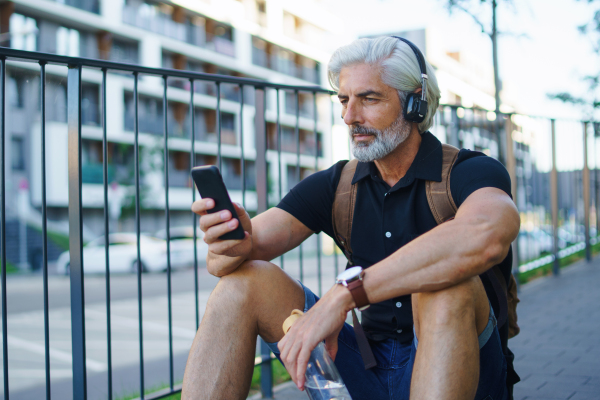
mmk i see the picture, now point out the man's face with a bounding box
[338,63,411,162]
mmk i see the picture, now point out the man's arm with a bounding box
[193,199,314,276]
[362,186,519,301]
[278,186,520,389]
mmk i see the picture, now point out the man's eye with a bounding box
[365,98,377,102]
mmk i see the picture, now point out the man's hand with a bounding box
[192,199,253,276]
[278,284,355,390]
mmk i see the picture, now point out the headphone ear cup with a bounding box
[403,93,428,123]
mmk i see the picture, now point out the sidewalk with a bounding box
[252,258,600,400]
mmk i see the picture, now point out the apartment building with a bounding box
[0,0,344,268]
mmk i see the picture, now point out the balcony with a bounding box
[54,0,100,14]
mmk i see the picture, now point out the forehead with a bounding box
[338,63,388,93]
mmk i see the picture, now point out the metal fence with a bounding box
[0,47,597,400]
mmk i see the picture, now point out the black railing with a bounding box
[0,47,597,400]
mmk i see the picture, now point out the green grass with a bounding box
[30,226,71,251]
[5,261,18,274]
[518,240,600,284]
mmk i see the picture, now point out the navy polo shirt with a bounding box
[277,131,513,343]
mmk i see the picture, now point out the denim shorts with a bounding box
[267,282,507,400]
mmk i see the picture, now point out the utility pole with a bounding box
[491,0,505,165]
[492,0,501,116]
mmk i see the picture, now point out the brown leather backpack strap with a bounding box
[332,159,359,264]
[332,159,377,369]
[426,144,460,224]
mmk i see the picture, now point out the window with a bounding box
[11,137,25,171]
[56,26,80,57]
[9,14,37,51]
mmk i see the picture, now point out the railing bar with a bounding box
[67,63,87,400]
[163,76,174,390]
[216,82,222,171]
[39,61,51,400]
[330,98,339,278]
[190,79,199,330]
[277,89,283,269]
[0,47,335,92]
[313,92,322,296]
[101,67,113,400]
[0,56,8,400]
[240,85,246,209]
[133,71,145,399]
[295,90,303,283]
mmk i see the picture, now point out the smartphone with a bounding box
[191,165,246,240]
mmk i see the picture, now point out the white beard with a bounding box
[350,112,412,162]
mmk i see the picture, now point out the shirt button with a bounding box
[397,329,403,333]
[385,232,391,238]
[396,302,402,308]
[384,192,388,197]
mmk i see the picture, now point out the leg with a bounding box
[181,260,305,400]
[410,276,490,400]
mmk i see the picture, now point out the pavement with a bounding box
[251,258,600,400]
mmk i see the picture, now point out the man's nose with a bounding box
[343,100,364,126]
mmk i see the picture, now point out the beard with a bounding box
[349,112,412,162]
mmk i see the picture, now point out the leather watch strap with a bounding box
[347,278,369,310]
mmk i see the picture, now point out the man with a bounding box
[182,36,519,400]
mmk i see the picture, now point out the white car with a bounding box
[55,233,169,275]
[153,226,209,269]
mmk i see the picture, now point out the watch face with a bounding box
[336,266,363,283]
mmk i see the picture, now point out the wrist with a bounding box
[336,266,370,311]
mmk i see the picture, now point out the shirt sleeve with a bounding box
[450,150,512,208]
[276,160,346,237]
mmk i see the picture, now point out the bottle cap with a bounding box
[282,309,304,334]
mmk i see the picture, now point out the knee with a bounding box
[212,260,282,303]
[413,276,482,329]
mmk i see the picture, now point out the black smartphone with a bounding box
[191,165,246,240]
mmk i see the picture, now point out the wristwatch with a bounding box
[336,266,370,311]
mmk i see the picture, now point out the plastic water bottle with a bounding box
[283,310,352,400]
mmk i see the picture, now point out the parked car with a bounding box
[55,233,168,275]
[153,226,209,268]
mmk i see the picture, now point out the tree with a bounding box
[443,0,505,116]
[442,0,515,165]
[548,1,600,120]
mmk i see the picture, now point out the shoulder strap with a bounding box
[426,144,460,224]
[332,159,359,264]
[425,144,511,330]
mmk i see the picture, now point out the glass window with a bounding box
[9,14,38,51]
[11,137,25,170]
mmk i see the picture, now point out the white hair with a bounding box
[328,36,441,133]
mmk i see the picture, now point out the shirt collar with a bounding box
[351,131,443,186]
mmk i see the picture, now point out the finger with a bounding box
[199,210,232,233]
[208,232,249,256]
[203,219,241,244]
[296,347,311,390]
[191,198,215,215]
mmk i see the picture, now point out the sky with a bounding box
[323,0,598,121]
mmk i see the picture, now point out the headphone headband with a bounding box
[391,36,428,102]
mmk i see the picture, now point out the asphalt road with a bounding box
[5,264,220,314]
[1,249,344,400]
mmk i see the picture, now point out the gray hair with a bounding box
[328,36,441,133]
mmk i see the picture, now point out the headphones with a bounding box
[391,36,429,124]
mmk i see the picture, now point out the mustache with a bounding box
[349,125,380,136]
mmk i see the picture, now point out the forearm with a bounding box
[363,189,519,303]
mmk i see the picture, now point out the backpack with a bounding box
[332,144,520,396]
